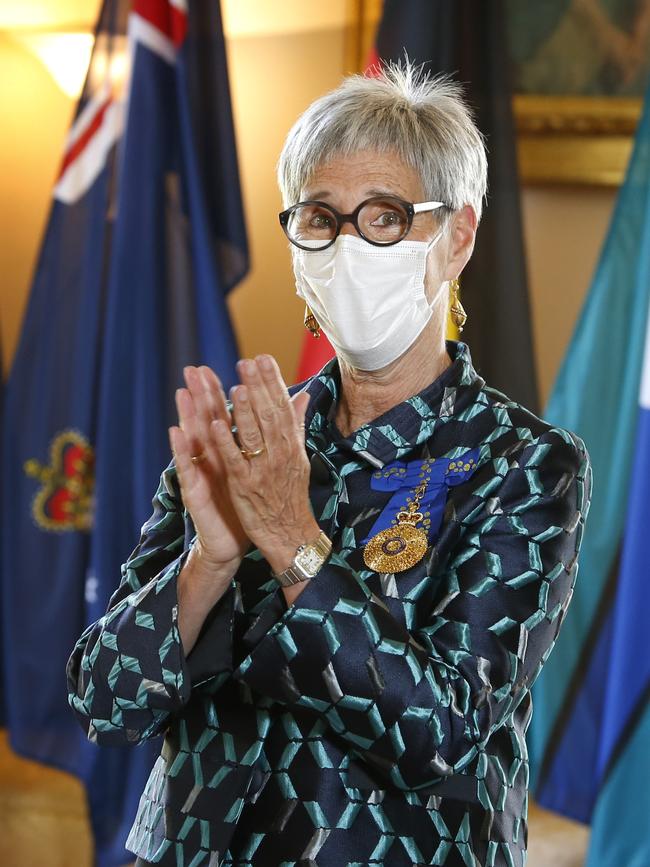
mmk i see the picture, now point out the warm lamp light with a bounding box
[16,32,95,99]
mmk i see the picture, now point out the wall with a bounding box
[522,185,614,401]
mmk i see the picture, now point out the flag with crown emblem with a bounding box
[0,1,248,863]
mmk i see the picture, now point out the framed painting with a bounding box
[349,0,648,185]
[508,0,647,185]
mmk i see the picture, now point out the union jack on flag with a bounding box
[55,0,190,205]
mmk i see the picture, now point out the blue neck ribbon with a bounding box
[360,449,481,546]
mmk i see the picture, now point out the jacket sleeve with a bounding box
[66,459,236,747]
[232,428,593,791]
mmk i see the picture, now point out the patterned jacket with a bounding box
[67,339,593,867]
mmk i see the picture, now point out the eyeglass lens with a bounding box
[286,197,410,248]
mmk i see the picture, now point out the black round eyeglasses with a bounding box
[278,195,449,251]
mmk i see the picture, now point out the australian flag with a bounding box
[0,1,248,864]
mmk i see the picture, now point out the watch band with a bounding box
[272,530,332,586]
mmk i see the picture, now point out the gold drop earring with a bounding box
[304,305,321,338]
[449,278,467,332]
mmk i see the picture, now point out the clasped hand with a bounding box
[168,355,320,576]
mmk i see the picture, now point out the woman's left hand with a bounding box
[210,354,321,575]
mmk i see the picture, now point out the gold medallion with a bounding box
[363,522,429,573]
[363,470,433,574]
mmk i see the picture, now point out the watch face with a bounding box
[296,547,323,577]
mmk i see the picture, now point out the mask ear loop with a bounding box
[422,224,449,310]
[424,223,446,256]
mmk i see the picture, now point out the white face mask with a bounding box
[292,230,447,371]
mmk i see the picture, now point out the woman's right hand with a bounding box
[168,365,249,569]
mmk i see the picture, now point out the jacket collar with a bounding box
[301,339,485,468]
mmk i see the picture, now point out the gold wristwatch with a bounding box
[272,530,332,586]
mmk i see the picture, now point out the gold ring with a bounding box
[240,445,266,459]
[191,452,207,464]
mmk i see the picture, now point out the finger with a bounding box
[183,366,226,475]
[235,358,282,449]
[211,418,248,478]
[198,365,231,424]
[254,355,294,433]
[230,383,266,454]
[291,391,311,439]
[175,387,203,460]
[169,425,202,501]
[238,356,295,455]
[237,358,276,438]
[183,367,211,443]
[290,391,310,445]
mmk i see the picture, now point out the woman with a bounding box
[67,63,593,867]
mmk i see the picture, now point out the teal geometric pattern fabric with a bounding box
[66,339,593,866]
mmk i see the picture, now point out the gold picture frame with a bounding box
[515,95,640,186]
[349,0,643,187]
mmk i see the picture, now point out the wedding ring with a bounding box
[191,452,207,464]
[240,445,266,459]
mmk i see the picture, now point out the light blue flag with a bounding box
[528,80,650,864]
[583,309,650,866]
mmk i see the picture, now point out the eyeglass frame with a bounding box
[278,195,450,251]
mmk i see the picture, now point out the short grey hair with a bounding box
[277,60,488,223]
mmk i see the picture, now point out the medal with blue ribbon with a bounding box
[362,449,480,573]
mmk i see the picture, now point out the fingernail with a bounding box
[257,354,273,371]
[214,419,228,436]
[231,385,247,401]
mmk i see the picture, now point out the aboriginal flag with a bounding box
[0,2,248,864]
